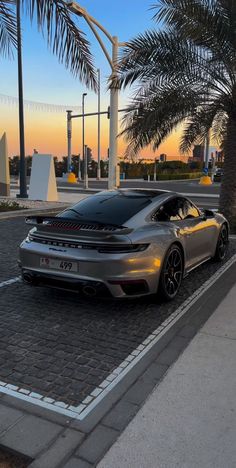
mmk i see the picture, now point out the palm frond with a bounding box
[180,92,231,153]
[121,84,200,157]
[211,111,228,144]
[0,0,17,58]
[152,0,235,65]
[118,29,232,95]
[23,0,97,90]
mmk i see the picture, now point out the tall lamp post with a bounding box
[82,92,87,179]
[67,110,72,172]
[16,0,27,198]
[204,130,210,172]
[97,68,101,180]
[67,2,123,190]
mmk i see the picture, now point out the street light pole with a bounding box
[67,110,72,173]
[108,36,119,189]
[84,144,88,189]
[16,0,27,198]
[67,2,123,190]
[204,130,210,172]
[97,68,101,180]
[82,92,87,179]
[78,154,81,180]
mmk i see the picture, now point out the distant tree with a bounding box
[88,159,98,177]
[86,147,93,164]
[189,160,204,171]
[25,155,32,176]
[100,160,108,178]
[9,156,20,176]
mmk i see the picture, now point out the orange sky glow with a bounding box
[1,103,184,162]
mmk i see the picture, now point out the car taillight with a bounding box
[98,244,149,254]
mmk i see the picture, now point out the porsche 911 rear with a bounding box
[19,220,158,298]
[19,190,164,298]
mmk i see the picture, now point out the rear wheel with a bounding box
[159,244,184,301]
[214,224,228,262]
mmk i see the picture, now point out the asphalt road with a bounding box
[57,179,220,210]
[57,178,220,194]
[11,178,220,209]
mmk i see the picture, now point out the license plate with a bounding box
[40,257,78,272]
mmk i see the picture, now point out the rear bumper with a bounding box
[20,267,151,298]
[20,269,112,297]
[19,240,160,298]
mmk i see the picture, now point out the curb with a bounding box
[0,205,70,221]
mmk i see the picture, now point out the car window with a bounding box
[153,198,200,222]
[61,191,153,225]
[182,200,200,219]
[153,198,183,222]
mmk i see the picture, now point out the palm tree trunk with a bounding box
[219,117,236,226]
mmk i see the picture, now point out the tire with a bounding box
[214,224,229,262]
[159,244,184,301]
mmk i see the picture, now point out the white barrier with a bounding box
[29,154,58,201]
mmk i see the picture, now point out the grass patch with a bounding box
[0,200,28,212]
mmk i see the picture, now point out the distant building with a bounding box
[192,145,205,161]
[159,153,167,162]
[216,150,224,163]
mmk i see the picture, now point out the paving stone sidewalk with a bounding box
[99,282,236,468]
[0,260,235,467]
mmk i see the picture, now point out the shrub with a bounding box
[143,173,202,181]
[0,201,27,212]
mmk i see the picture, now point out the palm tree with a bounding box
[0,0,96,196]
[0,0,96,88]
[118,0,236,226]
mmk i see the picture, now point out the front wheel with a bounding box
[214,224,229,262]
[159,244,184,301]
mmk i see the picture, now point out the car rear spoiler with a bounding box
[25,216,132,234]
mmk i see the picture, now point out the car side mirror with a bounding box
[202,209,215,220]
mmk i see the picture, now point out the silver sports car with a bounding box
[19,189,229,300]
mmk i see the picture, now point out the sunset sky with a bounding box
[0,1,183,161]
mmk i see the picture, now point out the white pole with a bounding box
[97,68,101,180]
[204,130,210,172]
[67,110,72,173]
[154,159,157,182]
[108,36,119,190]
[84,144,88,189]
[82,93,87,180]
[78,154,81,180]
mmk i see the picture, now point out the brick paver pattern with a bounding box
[0,218,235,406]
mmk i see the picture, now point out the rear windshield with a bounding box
[61,191,154,225]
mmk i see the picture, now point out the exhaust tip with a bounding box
[82,285,97,297]
[22,272,34,285]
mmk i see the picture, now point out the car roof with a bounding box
[104,188,170,199]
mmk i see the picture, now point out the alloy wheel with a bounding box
[217,226,228,260]
[163,247,183,298]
